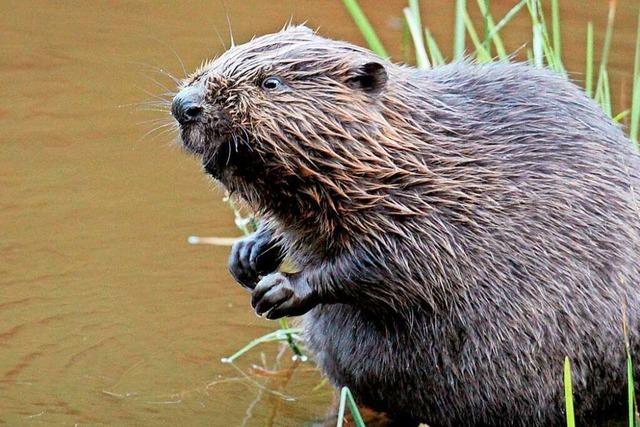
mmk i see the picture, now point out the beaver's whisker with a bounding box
[138,121,176,142]
[136,86,175,105]
[203,144,218,169]
[214,27,227,51]
[136,105,171,116]
[117,100,171,111]
[145,121,175,135]
[143,36,187,78]
[137,109,172,114]
[131,100,172,107]
[154,127,178,139]
[135,107,172,113]
[128,60,183,85]
[146,128,178,144]
[167,49,187,79]
[225,138,233,166]
[133,105,173,113]
[144,75,176,95]
[147,91,176,102]
[231,134,239,153]
[202,140,215,163]
[224,10,235,48]
[240,127,251,144]
[136,117,173,126]
[202,151,212,168]
[158,69,181,85]
[237,128,254,153]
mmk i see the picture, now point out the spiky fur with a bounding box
[175,26,640,426]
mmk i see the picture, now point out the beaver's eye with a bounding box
[261,77,283,91]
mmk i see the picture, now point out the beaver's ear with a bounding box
[346,62,388,95]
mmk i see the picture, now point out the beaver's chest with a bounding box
[300,304,451,421]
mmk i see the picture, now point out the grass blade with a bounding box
[631,8,640,143]
[628,354,636,427]
[594,0,616,102]
[586,22,594,97]
[527,1,543,67]
[425,28,445,66]
[564,357,576,427]
[624,306,638,427]
[481,0,491,54]
[278,318,304,358]
[603,69,612,117]
[551,0,561,60]
[485,0,527,44]
[477,0,507,59]
[463,9,491,62]
[221,328,304,363]
[596,67,612,117]
[342,0,389,57]
[401,18,412,63]
[404,0,431,69]
[454,0,466,59]
[532,22,544,68]
[614,109,631,123]
[337,387,366,427]
[526,0,565,73]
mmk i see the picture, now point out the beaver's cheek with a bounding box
[206,108,232,127]
[177,124,207,155]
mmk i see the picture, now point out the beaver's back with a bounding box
[301,62,640,426]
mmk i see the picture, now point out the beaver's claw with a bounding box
[228,232,283,290]
[251,272,318,319]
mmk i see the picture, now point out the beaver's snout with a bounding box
[171,86,203,125]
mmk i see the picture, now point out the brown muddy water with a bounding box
[1,0,639,425]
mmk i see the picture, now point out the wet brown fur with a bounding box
[174,26,640,426]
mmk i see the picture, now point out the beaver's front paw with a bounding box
[251,272,318,319]
[228,232,283,290]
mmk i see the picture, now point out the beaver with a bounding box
[170,25,640,426]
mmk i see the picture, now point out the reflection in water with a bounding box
[1,0,639,425]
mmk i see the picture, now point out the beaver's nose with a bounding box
[171,87,203,125]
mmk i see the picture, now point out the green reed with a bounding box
[564,357,576,427]
[337,386,366,427]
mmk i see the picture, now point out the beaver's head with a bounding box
[172,25,410,240]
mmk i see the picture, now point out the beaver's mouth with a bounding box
[178,126,240,178]
[201,137,233,177]
[176,116,255,182]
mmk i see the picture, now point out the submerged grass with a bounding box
[216,0,640,424]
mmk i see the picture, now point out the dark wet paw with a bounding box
[251,273,318,319]
[228,232,283,290]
